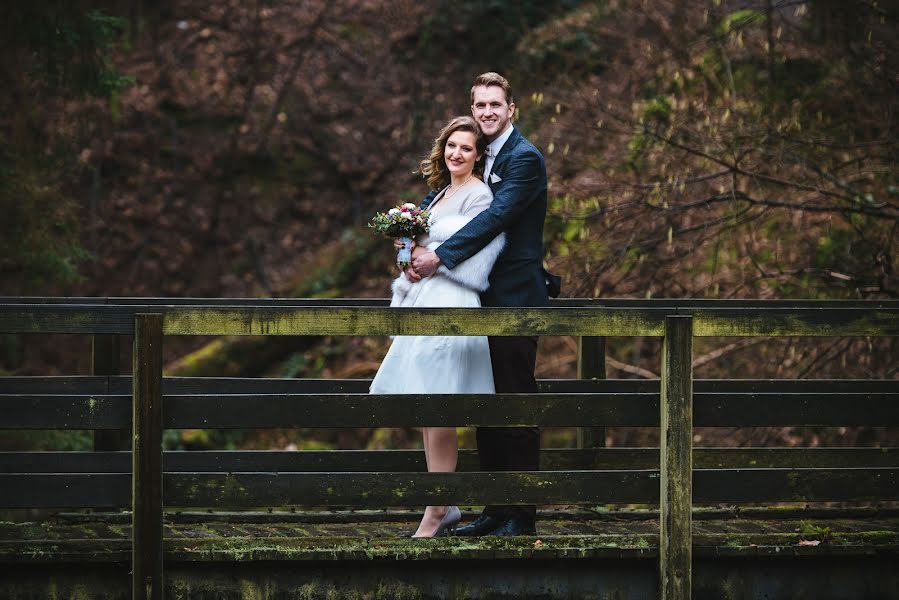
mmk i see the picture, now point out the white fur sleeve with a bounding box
[389,272,413,307]
[436,231,505,291]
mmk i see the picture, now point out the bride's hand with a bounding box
[393,238,416,250]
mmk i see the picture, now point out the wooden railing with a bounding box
[1,297,897,600]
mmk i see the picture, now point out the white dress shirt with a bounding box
[484,125,514,179]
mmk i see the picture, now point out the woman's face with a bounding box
[444,130,480,179]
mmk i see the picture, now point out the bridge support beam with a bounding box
[92,333,125,450]
[660,315,693,599]
[576,336,606,449]
[132,314,163,600]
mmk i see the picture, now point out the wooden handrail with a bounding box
[1,301,897,336]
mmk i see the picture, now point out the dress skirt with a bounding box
[369,273,495,395]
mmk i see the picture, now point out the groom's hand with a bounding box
[401,246,429,282]
[403,266,422,282]
[412,251,441,278]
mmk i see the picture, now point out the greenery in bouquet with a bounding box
[369,203,430,239]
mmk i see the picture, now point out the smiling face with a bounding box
[443,130,480,180]
[471,84,515,141]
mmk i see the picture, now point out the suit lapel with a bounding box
[489,127,520,189]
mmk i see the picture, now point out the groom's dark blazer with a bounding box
[425,126,549,308]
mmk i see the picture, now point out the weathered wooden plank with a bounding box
[693,393,899,426]
[0,395,130,428]
[132,314,163,600]
[0,297,108,304]
[690,308,899,337]
[3,375,895,395]
[163,471,660,507]
[693,448,899,469]
[1,468,894,508]
[4,302,895,336]
[693,379,899,393]
[577,336,606,449]
[160,306,670,336]
[0,376,113,394]
[162,393,659,428]
[660,316,693,600]
[4,448,895,474]
[694,467,899,503]
[3,391,895,429]
[0,305,135,334]
[2,375,896,396]
[0,473,130,507]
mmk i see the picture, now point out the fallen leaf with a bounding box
[798,539,821,546]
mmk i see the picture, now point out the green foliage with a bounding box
[0,430,92,451]
[0,151,91,285]
[516,7,608,82]
[3,4,134,96]
[412,0,587,70]
[0,2,134,287]
[716,9,765,36]
[799,520,833,543]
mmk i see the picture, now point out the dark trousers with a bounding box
[479,336,540,521]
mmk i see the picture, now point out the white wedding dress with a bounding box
[370,179,504,395]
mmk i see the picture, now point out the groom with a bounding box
[409,72,549,536]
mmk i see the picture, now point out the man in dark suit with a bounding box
[409,72,548,536]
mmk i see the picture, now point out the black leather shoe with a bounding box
[454,514,503,537]
[485,517,536,536]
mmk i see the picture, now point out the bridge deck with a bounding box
[3,507,898,599]
[3,507,897,562]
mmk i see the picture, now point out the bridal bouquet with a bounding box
[369,203,430,266]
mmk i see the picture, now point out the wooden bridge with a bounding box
[0,297,897,599]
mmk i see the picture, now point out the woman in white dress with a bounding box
[370,116,505,537]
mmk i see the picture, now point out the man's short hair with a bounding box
[470,72,513,105]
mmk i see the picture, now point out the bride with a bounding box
[369,116,504,538]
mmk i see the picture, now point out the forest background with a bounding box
[1,0,896,454]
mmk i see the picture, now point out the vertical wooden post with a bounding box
[576,336,606,448]
[92,334,125,450]
[132,314,163,600]
[660,316,693,600]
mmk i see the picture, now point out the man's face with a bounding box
[471,85,515,140]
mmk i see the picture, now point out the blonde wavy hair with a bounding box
[418,116,487,192]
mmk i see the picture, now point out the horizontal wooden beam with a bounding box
[0,473,130,508]
[3,448,895,474]
[689,308,899,337]
[3,391,896,429]
[693,392,899,426]
[694,467,898,503]
[0,305,135,334]
[162,393,659,428]
[2,303,896,336]
[160,307,670,336]
[1,468,894,508]
[3,376,896,395]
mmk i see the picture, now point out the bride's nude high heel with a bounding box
[412,506,461,538]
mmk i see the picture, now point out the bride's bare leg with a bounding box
[413,427,459,537]
[422,427,432,471]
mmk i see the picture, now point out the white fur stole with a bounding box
[390,214,505,306]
